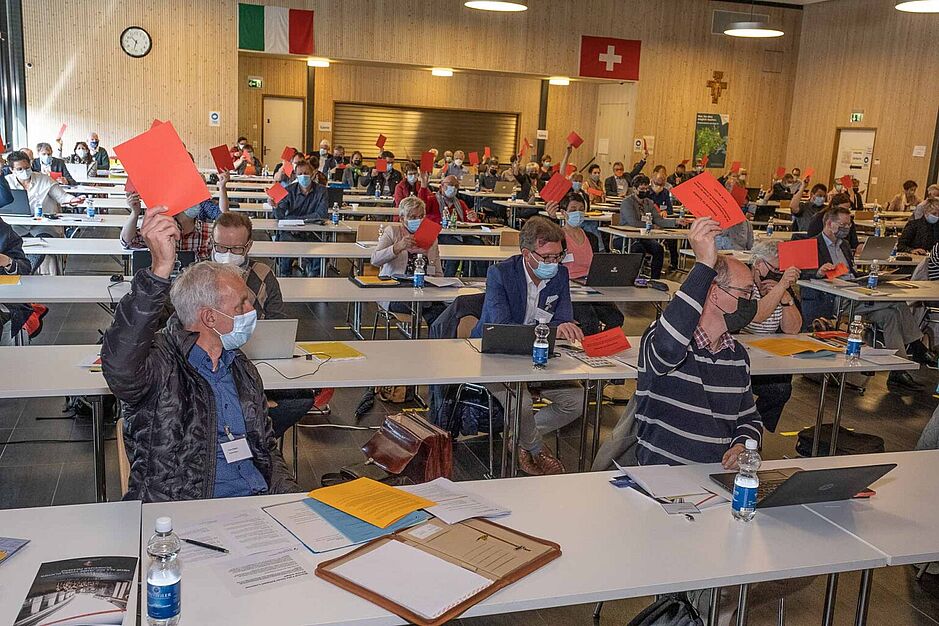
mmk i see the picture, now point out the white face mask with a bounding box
[453,159,463,167]
[14,169,30,180]
[213,250,247,267]
[77,149,88,158]
[39,154,52,164]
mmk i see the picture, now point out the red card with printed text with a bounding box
[282,160,294,177]
[56,123,67,140]
[484,146,491,158]
[729,161,741,174]
[567,131,584,149]
[671,172,744,228]
[113,121,210,216]
[582,327,631,357]
[540,172,573,203]
[420,151,435,173]
[375,134,387,149]
[210,144,235,173]
[778,238,819,270]
[281,146,296,161]
[825,262,848,280]
[413,217,442,250]
[468,151,479,166]
[775,166,786,178]
[266,182,288,204]
[376,158,388,173]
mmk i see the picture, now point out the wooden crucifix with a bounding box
[707,71,727,104]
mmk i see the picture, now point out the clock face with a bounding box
[120,27,152,58]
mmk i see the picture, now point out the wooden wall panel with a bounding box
[786,0,939,199]
[237,54,308,153]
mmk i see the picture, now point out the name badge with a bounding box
[221,437,253,464]
[535,308,554,324]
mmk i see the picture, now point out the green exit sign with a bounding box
[247,77,263,89]
[850,111,864,123]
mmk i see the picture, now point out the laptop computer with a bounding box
[493,181,514,194]
[131,250,196,276]
[481,324,557,356]
[708,463,896,509]
[460,173,476,188]
[751,203,777,224]
[241,319,299,360]
[0,190,31,216]
[576,253,643,287]
[857,236,898,261]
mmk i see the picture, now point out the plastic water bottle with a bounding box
[731,439,761,522]
[146,516,181,625]
[374,184,381,200]
[85,198,95,219]
[846,314,864,363]
[441,207,450,227]
[873,208,882,238]
[644,212,653,234]
[331,202,340,225]
[475,177,481,192]
[413,253,426,292]
[262,165,269,177]
[449,211,458,229]
[677,206,685,221]
[33,203,42,219]
[532,322,549,369]
[510,190,517,201]
[867,259,880,289]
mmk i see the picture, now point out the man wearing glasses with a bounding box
[473,216,585,476]
[211,212,284,319]
[635,217,763,469]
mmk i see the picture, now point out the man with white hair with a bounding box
[102,206,298,502]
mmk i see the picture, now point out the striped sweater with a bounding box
[636,263,763,465]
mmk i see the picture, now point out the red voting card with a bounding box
[282,160,294,176]
[468,151,479,166]
[551,164,560,174]
[0,134,6,153]
[49,172,62,181]
[281,146,296,161]
[567,131,584,149]
[151,119,165,129]
[520,138,530,157]
[586,187,603,198]
[566,164,576,176]
[729,161,741,174]
[413,217,442,250]
[731,184,748,207]
[484,146,491,159]
[825,262,849,280]
[775,166,786,179]
[420,151,435,173]
[375,134,387,149]
[778,238,819,270]
[266,182,288,204]
[671,172,745,229]
[540,172,573,203]
[839,174,853,189]
[582,327,631,357]
[376,158,388,173]
[680,159,689,167]
[700,155,709,168]
[125,176,137,195]
[113,121,210,217]
[56,123,67,140]
[803,167,815,180]
[210,144,235,173]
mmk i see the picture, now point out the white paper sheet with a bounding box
[402,478,509,525]
[213,547,313,596]
[176,511,300,565]
[425,277,464,288]
[262,499,352,553]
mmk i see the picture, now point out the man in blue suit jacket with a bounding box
[473,216,584,476]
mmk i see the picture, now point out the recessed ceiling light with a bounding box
[464,1,528,12]
[431,67,454,77]
[723,21,785,38]
[548,76,570,86]
[896,0,939,11]
[307,57,330,67]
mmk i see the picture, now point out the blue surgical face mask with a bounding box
[40,154,51,164]
[89,141,98,149]
[406,218,423,233]
[406,174,417,184]
[296,174,312,188]
[443,186,457,199]
[812,196,825,207]
[927,214,939,225]
[183,205,201,219]
[533,260,558,280]
[566,211,585,228]
[319,148,328,156]
[213,308,258,350]
[571,181,582,192]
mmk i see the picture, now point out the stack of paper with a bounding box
[748,337,839,358]
[309,478,435,528]
[297,341,365,361]
[0,275,21,286]
[403,478,510,525]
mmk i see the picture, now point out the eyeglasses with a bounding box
[719,285,753,301]
[213,242,249,255]
[531,249,567,264]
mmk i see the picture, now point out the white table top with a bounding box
[0,500,141,626]
[139,471,887,625]
[340,206,397,216]
[678,248,926,268]
[797,278,939,302]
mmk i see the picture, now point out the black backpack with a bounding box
[796,424,885,457]
[628,594,704,626]
[434,385,505,439]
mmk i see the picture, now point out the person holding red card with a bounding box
[418,173,484,276]
[393,162,422,208]
[230,136,248,161]
[233,144,263,176]
[442,150,468,179]
[789,178,829,232]
[271,161,328,277]
[618,175,686,278]
[273,149,304,185]
[341,150,367,188]
[33,142,76,185]
[364,150,401,196]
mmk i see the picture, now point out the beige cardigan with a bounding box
[370,223,443,278]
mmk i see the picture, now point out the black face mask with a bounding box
[637,190,651,199]
[723,297,758,333]
[762,269,784,282]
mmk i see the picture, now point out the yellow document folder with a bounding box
[308,477,435,529]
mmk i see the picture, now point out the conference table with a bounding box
[679,248,926,268]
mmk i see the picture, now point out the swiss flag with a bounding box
[579,36,641,81]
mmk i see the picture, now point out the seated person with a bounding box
[233,144,263,175]
[479,159,499,190]
[800,207,934,389]
[715,214,754,251]
[666,162,689,187]
[887,179,920,212]
[898,198,939,255]
[443,150,468,179]
[63,141,98,178]
[619,174,684,278]
[317,139,337,175]
[0,212,31,345]
[635,217,762,466]
[419,173,482,276]
[122,171,230,260]
[471,216,585,475]
[341,151,367,188]
[913,184,939,219]
[604,153,647,196]
[273,149,304,185]
[770,173,796,201]
[88,133,110,171]
[101,206,299,501]
[394,162,421,207]
[744,239,802,432]
[371,195,446,326]
[33,142,76,185]
[806,193,860,252]
[547,193,624,336]
[272,161,328,277]
[230,136,248,160]
[789,179,827,232]
[584,163,606,202]
[364,151,402,196]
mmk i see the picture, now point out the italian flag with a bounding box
[238,4,314,55]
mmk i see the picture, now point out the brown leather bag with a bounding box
[361,412,452,483]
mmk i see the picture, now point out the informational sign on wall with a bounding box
[536,129,548,140]
[209,111,221,127]
[247,76,263,89]
[693,113,729,169]
[913,145,927,158]
[318,121,332,132]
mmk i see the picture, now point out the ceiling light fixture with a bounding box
[548,76,570,86]
[723,2,784,38]
[431,67,454,77]
[895,0,939,12]
[307,57,330,67]
[464,1,528,12]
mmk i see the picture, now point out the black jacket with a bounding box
[799,233,856,280]
[0,215,32,334]
[32,156,76,185]
[365,169,403,196]
[604,159,646,195]
[898,217,939,253]
[807,211,860,249]
[101,270,298,502]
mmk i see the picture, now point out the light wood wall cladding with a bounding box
[786,0,939,199]
[238,54,308,152]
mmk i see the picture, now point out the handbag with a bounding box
[628,594,704,626]
[362,412,453,483]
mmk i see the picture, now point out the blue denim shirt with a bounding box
[187,345,268,498]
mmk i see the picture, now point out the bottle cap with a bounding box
[853,314,862,321]
[745,439,758,450]
[155,516,173,533]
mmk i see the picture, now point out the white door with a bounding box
[833,128,876,194]
[595,83,637,172]
[262,97,305,169]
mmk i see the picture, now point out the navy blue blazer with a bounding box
[471,254,574,337]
